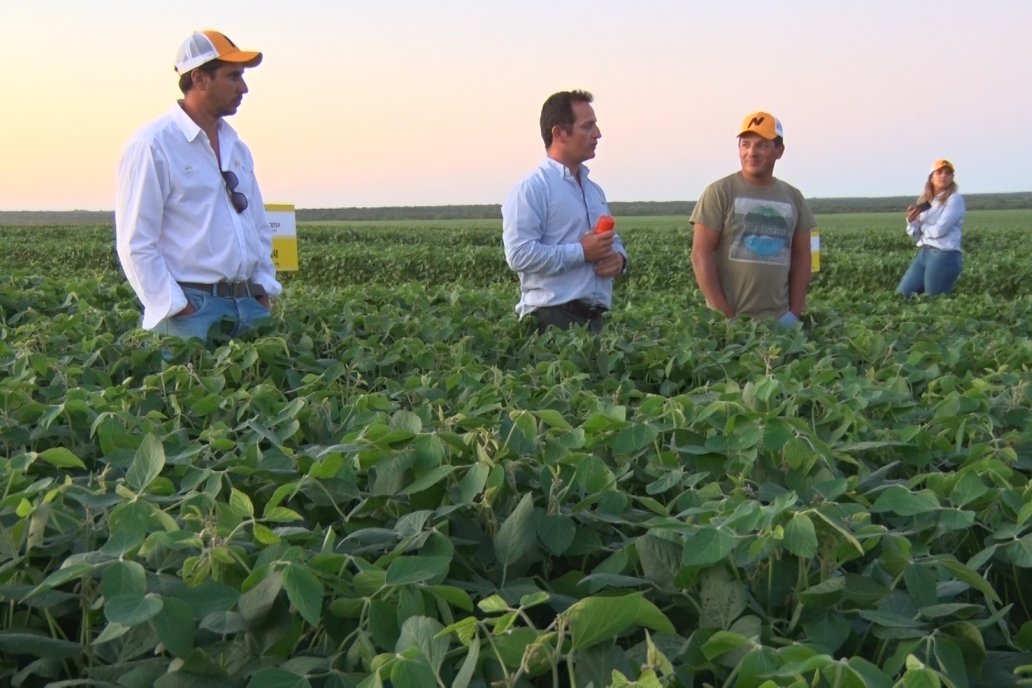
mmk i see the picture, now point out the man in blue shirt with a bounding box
[502,90,627,333]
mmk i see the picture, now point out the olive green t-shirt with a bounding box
[690,172,815,320]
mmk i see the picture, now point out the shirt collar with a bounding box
[542,156,590,183]
[168,101,238,146]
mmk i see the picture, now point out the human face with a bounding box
[931,166,954,194]
[738,133,783,184]
[200,63,249,118]
[555,101,601,167]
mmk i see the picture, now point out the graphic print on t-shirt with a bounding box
[729,197,795,265]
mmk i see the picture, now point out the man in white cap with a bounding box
[115,30,281,341]
[690,111,815,325]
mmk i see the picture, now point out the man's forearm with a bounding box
[692,251,733,317]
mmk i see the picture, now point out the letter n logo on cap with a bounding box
[750,116,765,127]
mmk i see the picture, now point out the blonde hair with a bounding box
[917,169,958,204]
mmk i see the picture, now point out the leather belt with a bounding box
[178,281,266,298]
[561,300,608,320]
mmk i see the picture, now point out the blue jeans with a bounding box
[153,287,271,341]
[896,247,963,296]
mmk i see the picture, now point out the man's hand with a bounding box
[580,231,616,263]
[176,302,196,318]
[594,253,624,278]
[256,294,274,312]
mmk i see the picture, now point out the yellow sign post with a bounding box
[811,229,821,272]
[265,204,298,272]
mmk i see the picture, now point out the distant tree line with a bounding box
[4,192,1031,225]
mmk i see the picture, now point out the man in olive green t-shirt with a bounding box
[690,111,815,324]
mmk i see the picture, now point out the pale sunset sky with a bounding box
[2,0,1028,211]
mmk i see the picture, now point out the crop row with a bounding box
[2,213,1032,297]
[2,263,1032,686]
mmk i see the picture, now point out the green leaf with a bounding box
[457,463,489,504]
[950,472,989,508]
[247,668,313,688]
[636,534,681,587]
[391,410,423,433]
[494,493,537,567]
[535,409,572,430]
[681,527,735,567]
[452,635,480,688]
[105,593,164,626]
[399,465,456,496]
[900,667,942,688]
[798,576,846,606]
[94,620,131,644]
[425,585,473,612]
[870,485,940,516]
[239,569,283,626]
[934,558,1001,604]
[1003,534,1032,567]
[930,635,968,687]
[396,616,449,674]
[440,616,479,645]
[477,595,509,613]
[263,506,303,523]
[701,630,753,661]
[784,512,819,558]
[566,594,673,651]
[102,560,147,599]
[385,555,451,586]
[125,433,165,491]
[229,488,255,518]
[699,567,748,630]
[574,456,616,494]
[0,631,81,659]
[500,411,537,455]
[536,512,576,555]
[253,522,281,545]
[282,563,324,626]
[612,423,659,455]
[389,657,437,688]
[149,596,195,658]
[38,447,86,469]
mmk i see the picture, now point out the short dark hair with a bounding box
[540,90,593,148]
[177,59,225,94]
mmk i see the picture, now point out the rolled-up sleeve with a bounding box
[245,163,283,298]
[115,141,185,329]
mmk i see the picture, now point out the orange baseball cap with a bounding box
[931,159,955,173]
[175,30,262,74]
[738,111,784,140]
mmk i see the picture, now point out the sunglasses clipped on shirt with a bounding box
[222,170,249,214]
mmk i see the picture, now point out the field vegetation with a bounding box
[2,210,1032,687]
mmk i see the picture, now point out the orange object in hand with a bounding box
[594,215,615,234]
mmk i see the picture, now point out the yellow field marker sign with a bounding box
[811,229,821,272]
[265,204,298,271]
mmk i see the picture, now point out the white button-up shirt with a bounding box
[502,158,626,318]
[115,103,282,330]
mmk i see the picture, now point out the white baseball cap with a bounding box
[174,30,262,74]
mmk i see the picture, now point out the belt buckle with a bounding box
[213,281,239,298]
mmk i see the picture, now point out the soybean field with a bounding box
[2,210,1032,687]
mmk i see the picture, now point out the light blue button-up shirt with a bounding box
[502,158,626,318]
[906,192,964,252]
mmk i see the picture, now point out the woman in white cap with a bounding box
[896,159,965,296]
